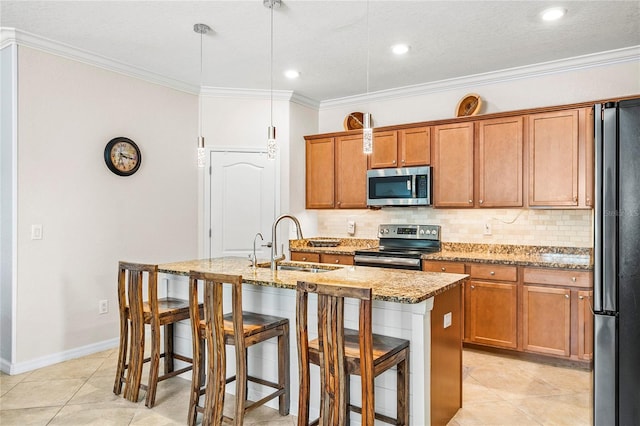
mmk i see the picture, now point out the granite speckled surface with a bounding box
[289,238,378,255]
[158,257,467,304]
[424,243,593,270]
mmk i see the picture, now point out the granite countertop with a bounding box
[423,243,593,270]
[158,257,467,304]
[289,238,378,255]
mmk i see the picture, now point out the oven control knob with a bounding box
[383,228,389,234]
[431,230,437,235]
[419,229,425,235]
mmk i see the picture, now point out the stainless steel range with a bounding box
[354,224,441,270]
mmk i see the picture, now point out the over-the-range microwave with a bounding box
[366,166,432,207]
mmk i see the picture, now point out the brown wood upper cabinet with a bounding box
[305,135,367,209]
[476,116,524,207]
[305,138,335,209]
[433,122,475,207]
[370,127,431,169]
[528,108,593,208]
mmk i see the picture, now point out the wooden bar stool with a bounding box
[188,271,290,426]
[296,281,410,426]
[113,261,197,407]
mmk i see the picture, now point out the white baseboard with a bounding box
[0,338,119,375]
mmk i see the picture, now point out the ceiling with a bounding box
[2,1,639,102]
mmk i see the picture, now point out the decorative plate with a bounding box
[343,112,373,131]
[455,93,482,117]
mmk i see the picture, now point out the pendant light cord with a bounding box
[270,1,274,127]
[199,29,203,138]
[366,0,370,97]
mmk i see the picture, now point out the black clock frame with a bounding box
[104,137,142,176]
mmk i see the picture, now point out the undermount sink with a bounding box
[256,262,339,273]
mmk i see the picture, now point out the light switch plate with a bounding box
[31,224,43,240]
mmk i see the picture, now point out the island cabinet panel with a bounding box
[433,122,475,207]
[578,290,594,360]
[465,280,518,349]
[290,251,320,263]
[522,285,571,356]
[528,109,580,207]
[476,116,524,207]
[370,127,431,169]
[305,138,335,209]
[431,282,462,426]
[335,134,368,208]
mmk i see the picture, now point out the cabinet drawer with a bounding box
[523,268,592,288]
[423,261,466,274]
[469,264,517,281]
[320,253,354,265]
[290,252,320,263]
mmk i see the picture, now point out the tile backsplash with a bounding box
[317,208,593,248]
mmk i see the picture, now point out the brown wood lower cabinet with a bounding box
[466,280,518,349]
[423,260,593,364]
[290,251,320,263]
[522,285,571,356]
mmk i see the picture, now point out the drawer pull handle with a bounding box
[490,271,495,276]
[441,267,446,272]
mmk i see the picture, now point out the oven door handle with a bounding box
[354,255,421,268]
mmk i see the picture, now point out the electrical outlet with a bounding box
[347,220,356,235]
[443,312,452,328]
[483,222,492,236]
[31,224,43,240]
[99,299,108,314]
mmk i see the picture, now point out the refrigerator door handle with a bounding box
[594,314,617,426]
[601,104,618,313]
[594,103,604,312]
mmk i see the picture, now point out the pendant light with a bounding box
[194,23,211,168]
[362,0,373,155]
[264,0,280,160]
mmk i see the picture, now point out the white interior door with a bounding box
[209,150,276,260]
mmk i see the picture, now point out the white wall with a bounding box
[7,47,199,372]
[313,57,639,247]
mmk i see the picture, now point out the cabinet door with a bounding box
[528,110,579,207]
[522,285,571,356]
[433,122,475,207]
[336,134,368,208]
[578,290,594,360]
[370,131,398,169]
[477,116,523,207]
[400,126,431,167]
[466,280,517,349]
[305,138,335,209]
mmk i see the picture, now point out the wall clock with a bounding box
[104,137,141,176]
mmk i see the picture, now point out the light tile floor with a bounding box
[0,347,591,425]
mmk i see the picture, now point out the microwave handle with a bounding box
[411,175,416,198]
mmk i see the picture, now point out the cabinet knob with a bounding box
[471,285,475,289]
[579,295,584,300]
[490,271,495,276]
[401,159,406,163]
[392,160,396,164]
[302,257,307,261]
[335,259,340,264]
[337,201,341,206]
[571,277,577,282]
[573,196,578,202]
[469,199,473,204]
[479,200,483,204]
[565,294,570,299]
[441,267,446,272]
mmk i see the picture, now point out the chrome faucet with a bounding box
[249,232,264,268]
[271,214,304,270]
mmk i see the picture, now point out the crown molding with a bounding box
[200,87,292,101]
[320,45,640,109]
[0,27,199,94]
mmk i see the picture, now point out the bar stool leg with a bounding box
[278,323,291,416]
[397,353,410,425]
[113,317,129,395]
[146,321,161,407]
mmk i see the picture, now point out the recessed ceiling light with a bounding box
[284,69,300,79]
[541,7,567,21]
[391,44,410,55]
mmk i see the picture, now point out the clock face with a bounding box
[104,137,141,176]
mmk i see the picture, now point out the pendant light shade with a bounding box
[264,0,280,160]
[194,23,211,168]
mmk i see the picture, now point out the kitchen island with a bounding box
[158,257,468,425]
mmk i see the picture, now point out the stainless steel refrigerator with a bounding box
[594,98,640,426]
